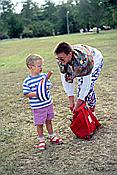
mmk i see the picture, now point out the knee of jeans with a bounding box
[89,106,95,112]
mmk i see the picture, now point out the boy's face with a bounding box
[56,51,72,65]
[30,60,43,75]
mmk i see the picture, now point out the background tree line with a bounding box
[0,0,117,39]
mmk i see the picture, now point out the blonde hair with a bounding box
[26,54,44,68]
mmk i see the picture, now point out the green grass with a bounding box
[0,30,117,70]
[0,29,117,175]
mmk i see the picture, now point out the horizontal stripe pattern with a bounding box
[23,73,52,109]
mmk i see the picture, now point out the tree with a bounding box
[89,0,105,33]
[21,0,40,22]
[31,20,54,37]
[54,2,74,34]
[104,0,117,28]
[41,0,56,22]
[77,0,91,32]
[0,0,14,36]
[7,14,23,38]
[0,0,14,20]
[77,0,105,33]
[0,0,117,39]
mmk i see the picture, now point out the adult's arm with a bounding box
[60,73,75,96]
[61,73,75,111]
[78,74,92,101]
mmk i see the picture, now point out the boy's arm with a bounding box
[24,71,53,98]
[24,92,37,98]
[46,71,53,80]
[46,71,53,90]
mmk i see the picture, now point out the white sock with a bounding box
[49,133,56,138]
[38,136,45,141]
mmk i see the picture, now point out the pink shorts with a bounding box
[32,104,54,125]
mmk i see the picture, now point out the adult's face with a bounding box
[56,51,72,65]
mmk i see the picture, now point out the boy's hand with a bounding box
[46,71,53,80]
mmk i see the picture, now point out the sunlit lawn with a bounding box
[0,29,117,175]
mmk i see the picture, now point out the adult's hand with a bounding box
[68,96,75,112]
[73,99,84,113]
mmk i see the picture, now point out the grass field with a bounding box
[0,30,117,175]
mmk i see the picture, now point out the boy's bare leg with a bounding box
[36,124,46,150]
[46,120,63,144]
[46,120,54,135]
[37,124,44,138]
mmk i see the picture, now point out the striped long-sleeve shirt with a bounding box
[23,73,52,109]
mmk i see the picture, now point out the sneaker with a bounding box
[50,135,63,144]
[34,140,46,151]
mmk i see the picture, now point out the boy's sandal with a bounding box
[50,136,63,144]
[34,140,46,150]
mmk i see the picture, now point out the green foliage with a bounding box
[20,0,40,20]
[32,20,54,37]
[22,27,33,38]
[0,0,117,38]
[7,14,23,38]
[0,0,14,20]
[0,20,5,33]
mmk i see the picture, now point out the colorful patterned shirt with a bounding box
[60,44,103,100]
[58,44,94,83]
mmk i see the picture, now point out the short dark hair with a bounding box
[54,42,72,55]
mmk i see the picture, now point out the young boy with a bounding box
[23,54,63,150]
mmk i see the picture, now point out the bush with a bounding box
[32,21,54,37]
[0,33,9,40]
[22,30,33,38]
